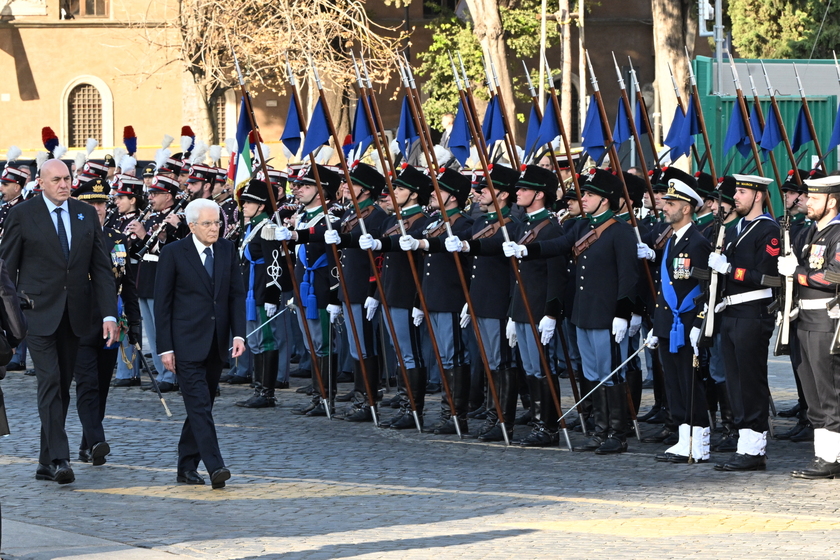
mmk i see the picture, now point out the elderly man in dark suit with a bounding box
[0,159,119,484]
[155,198,246,489]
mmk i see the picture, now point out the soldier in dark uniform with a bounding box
[272,164,341,417]
[234,179,285,409]
[398,169,474,435]
[71,176,141,465]
[779,176,840,478]
[504,168,639,454]
[125,174,187,391]
[708,174,779,471]
[0,164,31,237]
[693,172,717,235]
[358,165,434,429]
[445,164,525,442]
[643,178,713,463]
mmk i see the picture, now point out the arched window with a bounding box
[67,83,102,147]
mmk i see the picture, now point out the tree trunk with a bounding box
[651,0,697,163]
[465,0,517,144]
[560,0,572,142]
[182,69,214,147]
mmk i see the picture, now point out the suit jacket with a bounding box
[154,235,246,362]
[0,196,117,337]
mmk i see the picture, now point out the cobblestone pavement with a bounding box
[1,351,839,560]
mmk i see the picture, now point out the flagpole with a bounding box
[399,57,510,446]
[793,62,827,173]
[746,70,783,187]
[666,62,703,170]
[450,55,574,450]
[628,58,662,172]
[685,47,718,180]
[227,38,333,417]
[760,60,803,181]
[521,61,563,173]
[487,52,521,167]
[355,53,462,438]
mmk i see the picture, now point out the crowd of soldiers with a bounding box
[2,122,840,481]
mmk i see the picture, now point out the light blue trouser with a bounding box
[115,337,141,379]
[477,317,511,371]
[515,321,543,378]
[387,307,425,370]
[708,332,726,383]
[9,339,26,366]
[342,303,379,360]
[562,319,581,371]
[139,298,176,384]
[429,311,468,369]
[295,307,329,358]
[576,327,629,386]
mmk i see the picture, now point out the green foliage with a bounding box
[416,16,489,128]
[500,0,560,59]
[728,0,840,59]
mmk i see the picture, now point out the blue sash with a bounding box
[243,227,265,322]
[298,244,328,320]
[661,240,702,353]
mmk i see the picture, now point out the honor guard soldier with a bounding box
[778,176,840,478]
[0,162,31,236]
[643,178,713,463]
[445,164,525,443]
[235,179,286,409]
[71,176,141,465]
[504,168,639,454]
[399,168,474,435]
[126,174,187,391]
[271,164,341,417]
[707,174,779,471]
[693,172,717,236]
[358,164,434,429]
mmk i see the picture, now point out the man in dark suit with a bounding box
[154,198,246,489]
[0,159,119,484]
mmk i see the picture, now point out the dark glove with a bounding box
[127,322,142,347]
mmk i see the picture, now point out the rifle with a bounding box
[451,55,572,450]
[400,55,510,445]
[699,200,727,344]
[135,196,188,259]
[355,52,461,437]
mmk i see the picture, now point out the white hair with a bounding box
[185,198,220,224]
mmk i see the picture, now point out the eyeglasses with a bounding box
[193,220,222,228]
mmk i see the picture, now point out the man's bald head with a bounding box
[38,158,73,205]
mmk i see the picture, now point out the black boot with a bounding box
[390,368,427,430]
[434,366,469,435]
[344,357,380,422]
[516,373,540,426]
[292,355,329,415]
[236,353,272,408]
[475,369,499,438]
[518,367,531,410]
[596,382,628,454]
[480,367,519,442]
[626,368,643,419]
[307,356,335,417]
[520,376,560,447]
[577,384,608,451]
[712,381,738,451]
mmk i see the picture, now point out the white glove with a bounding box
[538,315,556,345]
[412,307,424,327]
[359,233,382,251]
[272,225,293,242]
[612,317,628,343]
[689,326,701,348]
[264,303,278,317]
[628,313,643,337]
[445,236,464,253]
[708,252,731,275]
[778,255,798,277]
[506,317,517,348]
[324,229,341,245]
[364,297,379,321]
[502,241,528,258]
[261,223,278,240]
[644,331,659,349]
[459,303,470,329]
[399,234,420,252]
[636,243,655,261]
[327,304,342,324]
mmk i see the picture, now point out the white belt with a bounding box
[799,297,833,310]
[716,288,773,312]
[142,254,159,263]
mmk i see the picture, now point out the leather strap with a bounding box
[572,218,617,259]
[517,218,551,245]
[654,224,674,251]
[341,205,375,234]
[472,216,512,240]
[384,212,425,237]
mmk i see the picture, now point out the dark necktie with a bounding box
[54,207,69,260]
[203,247,214,279]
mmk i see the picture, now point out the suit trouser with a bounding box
[576,327,628,386]
[28,309,80,464]
[175,337,225,474]
[794,327,840,433]
[429,312,468,369]
[342,303,379,360]
[139,298,176,384]
[658,340,708,427]
[719,314,774,433]
[387,307,425,369]
[295,307,329,358]
[74,339,118,451]
[561,319,581,371]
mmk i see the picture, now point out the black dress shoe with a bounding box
[90,441,110,466]
[662,432,679,445]
[390,412,421,430]
[219,372,235,383]
[712,433,739,452]
[382,394,401,409]
[114,377,140,387]
[5,362,25,371]
[336,371,353,383]
[668,454,707,464]
[641,378,654,390]
[643,409,669,424]
[290,368,310,378]
[637,405,662,423]
[655,452,681,462]
[595,435,627,454]
[791,457,840,479]
[210,467,231,489]
[295,383,314,395]
[53,460,75,484]
[775,423,805,440]
[176,470,206,485]
[78,449,91,463]
[36,463,56,481]
[290,400,319,415]
[425,382,441,394]
[467,406,488,420]
[642,426,673,443]
[306,401,333,417]
[335,390,354,402]
[235,395,276,408]
[156,382,176,393]
[344,405,374,423]
[790,424,814,442]
[777,403,801,418]
[275,380,290,389]
[227,375,252,385]
[514,410,532,426]
[574,434,605,452]
[714,453,767,471]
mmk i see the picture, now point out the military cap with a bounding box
[437,167,471,207]
[516,164,559,207]
[694,171,716,199]
[294,164,342,199]
[804,175,840,195]
[580,167,622,208]
[0,166,29,188]
[663,176,703,208]
[348,161,386,199]
[394,164,433,206]
[475,164,520,195]
[623,171,646,209]
[72,176,110,202]
[732,173,773,192]
[240,179,271,204]
[148,175,180,198]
